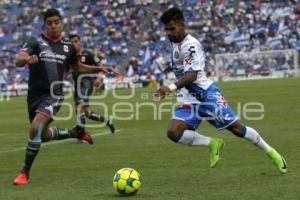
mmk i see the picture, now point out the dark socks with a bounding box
[86,111,106,122]
[50,127,79,140]
[76,113,86,131]
[22,140,41,175]
[21,124,45,175]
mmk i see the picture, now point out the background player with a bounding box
[69,34,115,143]
[13,8,117,186]
[151,53,165,89]
[155,7,287,173]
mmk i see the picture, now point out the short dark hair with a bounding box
[44,8,62,22]
[69,34,80,40]
[160,7,184,24]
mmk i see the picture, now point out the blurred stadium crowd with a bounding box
[0,0,300,88]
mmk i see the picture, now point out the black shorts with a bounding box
[74,79,93,107]
[27,94,63,123]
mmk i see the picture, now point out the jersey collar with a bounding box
[179,33,188,43]
[77,48,84,56]
[42,32,64,43]
[174,34,188,52]
[172,33,189,46]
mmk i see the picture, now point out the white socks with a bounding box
[176,126,271,153]
[244,126,271,152]
[178,130,211,146]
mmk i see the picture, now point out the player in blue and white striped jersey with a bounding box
[155,7,287,174]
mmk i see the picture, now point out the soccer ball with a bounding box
[112,168,142,195]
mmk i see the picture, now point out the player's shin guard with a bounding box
[50,127,78,140]
[177,130,211,146]
[86,111,106,122]
[22,124,44,175]
[240,125,271,152]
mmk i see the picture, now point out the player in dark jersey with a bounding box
[13,8,118,186]
[69,34,115,143]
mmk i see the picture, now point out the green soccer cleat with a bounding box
[266,148,287,174]
[209,138,225,168]
[106,115,115,134]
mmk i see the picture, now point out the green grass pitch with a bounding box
[0,78,299,200]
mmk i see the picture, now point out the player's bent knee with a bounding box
[41,127,52,142]
[228,124,246,137]
[167,129,183,143]
[231,127,241,136]
[29,123,39,137]
[29,123,46,142]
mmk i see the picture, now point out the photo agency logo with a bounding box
[49,76,265,126]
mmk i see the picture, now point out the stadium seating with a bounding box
[0,0,299,84]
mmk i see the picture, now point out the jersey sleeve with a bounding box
[19,36,38,56]
[87,51,101,66]
[182,42,205,73]
[68,44,79,65]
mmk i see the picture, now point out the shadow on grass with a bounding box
[93,192,154,199]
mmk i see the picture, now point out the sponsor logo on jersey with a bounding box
[215,93,228,108]
[188,46,196,57]
[184,46,196,66]
[39,50,66,60]
[39,50,67,64]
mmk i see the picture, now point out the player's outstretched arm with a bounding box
[106,66,121,75]
[154,72,197,100]
[72,62,108,74]
[15,54,39,68]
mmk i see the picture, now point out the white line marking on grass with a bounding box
[0,129,122,155]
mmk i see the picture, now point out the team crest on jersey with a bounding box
[94,56,100,63]
[63,45,69,52]
[81,56,86,63]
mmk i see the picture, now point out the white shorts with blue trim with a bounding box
[172,83,239,130]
